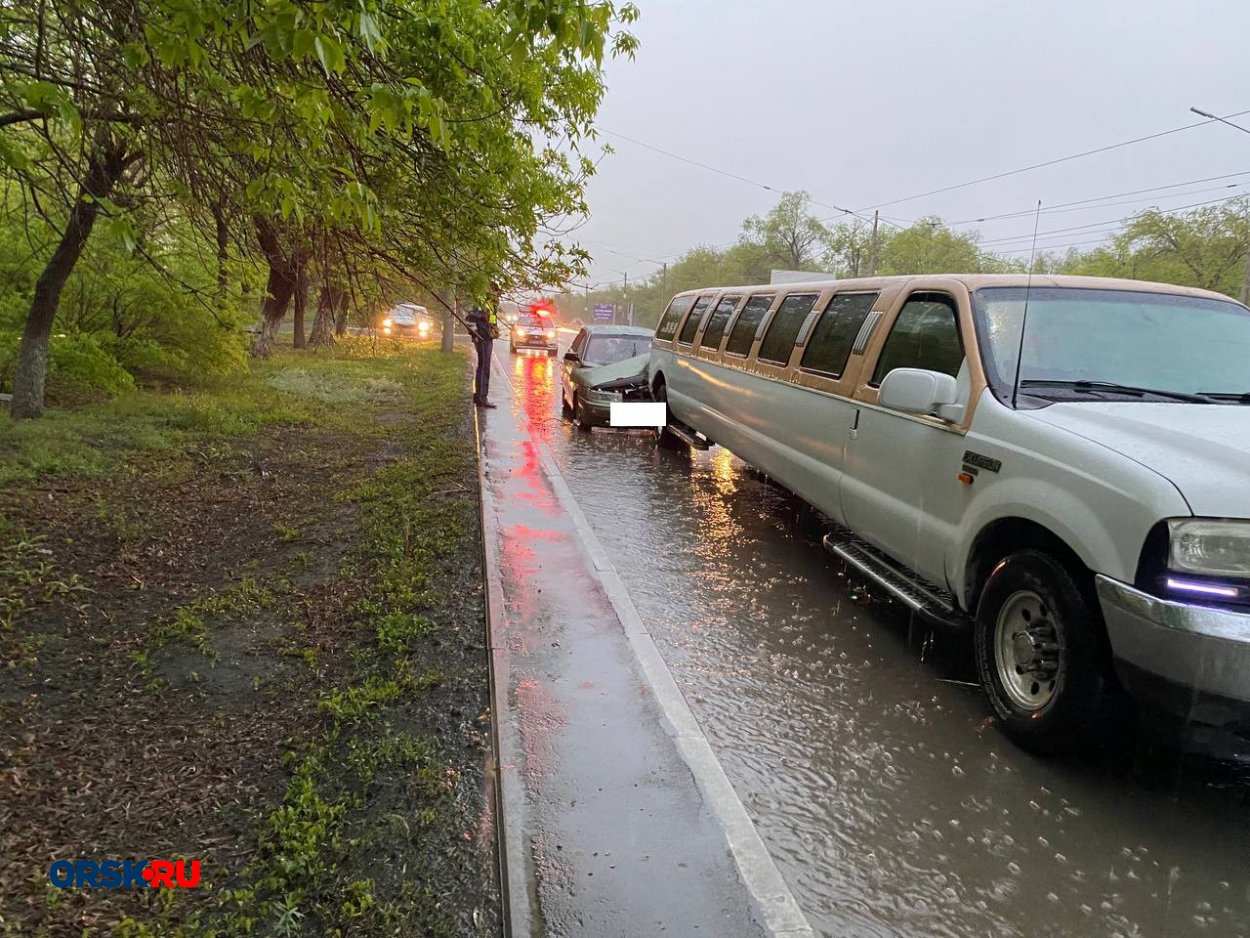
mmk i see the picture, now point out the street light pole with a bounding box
[1191,107,1250,304]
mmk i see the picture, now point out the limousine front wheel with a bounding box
[651,378,681,449]
[974,550,1109,752]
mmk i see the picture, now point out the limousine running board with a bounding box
[823,536,971,634]
[666,423,711,450]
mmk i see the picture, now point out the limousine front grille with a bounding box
[824,535,971,634]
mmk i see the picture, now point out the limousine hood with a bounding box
[1029,402,1250,517]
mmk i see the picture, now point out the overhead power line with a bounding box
[975,192,1250,247]
[598,128,892,228]
[947,170,1250,224]
[997,236,1123,255]
[856,107,1250,212]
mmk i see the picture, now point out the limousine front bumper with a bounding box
[1096,575,1250,729]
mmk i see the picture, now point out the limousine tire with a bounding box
[973,550,1108,753]
[651,378,682,449]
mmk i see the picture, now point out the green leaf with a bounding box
[358,12,380,51]
[293,29,316,60]
[313,34,345,74]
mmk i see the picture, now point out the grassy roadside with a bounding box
[0,340,498,937]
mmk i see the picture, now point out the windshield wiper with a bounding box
[1019,379,1212,403]
[1197,391,1250,404]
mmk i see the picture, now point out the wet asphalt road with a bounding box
[501,339,1250,938]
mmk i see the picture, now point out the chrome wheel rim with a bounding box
[994,589,1061,711]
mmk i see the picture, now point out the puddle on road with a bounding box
[506,349,1250,938]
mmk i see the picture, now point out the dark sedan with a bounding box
[560,325,654,429]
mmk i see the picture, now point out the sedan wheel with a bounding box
[574,400,593,432]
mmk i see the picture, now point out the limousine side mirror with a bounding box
[878,368,962,421]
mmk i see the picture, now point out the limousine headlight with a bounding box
[1168,519,1250,578]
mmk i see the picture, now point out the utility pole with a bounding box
[623,271,628,326]
[1241,236,1250,305]
[662,262,668,296]
[1190,107,1250,304]
[867,210,880,277]
[1240,200,1250,306]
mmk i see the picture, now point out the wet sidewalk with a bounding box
[476,357,811,937]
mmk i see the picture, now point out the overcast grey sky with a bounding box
[569,0,1250,290]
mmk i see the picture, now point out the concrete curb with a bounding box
[479,349,813,937]
[475,403,535,938]
[530,439,814,938]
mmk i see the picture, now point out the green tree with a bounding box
[823,220,876,277]
[1,0,639,414]
[876,217,1002,275]
[1060,198,1250,297]
[740,190,831,271]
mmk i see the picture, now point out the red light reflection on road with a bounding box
[510,351,556,446]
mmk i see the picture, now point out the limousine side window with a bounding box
[871,293,964,385]
[698,295,742,351]
[800,293,879,378]
[724,294,774,356]
[656,295,695,342]
[757,293,819,364]
[677,295,714,345]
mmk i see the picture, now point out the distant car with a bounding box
[382,303,434,339]
[560,325,654,429]
[509,309,558,355]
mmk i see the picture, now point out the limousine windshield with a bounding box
[973,286,1250,402]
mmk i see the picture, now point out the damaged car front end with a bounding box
[562,352,654,430]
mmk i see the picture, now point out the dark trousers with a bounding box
[474,337,493,402]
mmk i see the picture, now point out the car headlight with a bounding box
[382,318,392,328]
[584,388,616,402]
[418,321,430,333]
[1168,519,1250,577]
[545,330,555,339]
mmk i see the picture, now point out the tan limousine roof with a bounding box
[669,273,1240,304]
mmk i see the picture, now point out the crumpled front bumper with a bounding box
[1096,575,1250,728]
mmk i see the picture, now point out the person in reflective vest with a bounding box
[467,285,501,408]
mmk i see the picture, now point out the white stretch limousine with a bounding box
[648,274,1250,751]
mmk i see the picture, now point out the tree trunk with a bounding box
[292,253,309,349]
[334,289,349,337]
[309,281,341,347]
[10,138,127,418]
[250,219,295,358]
[213,202,229,308]
[441,293,455,353]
